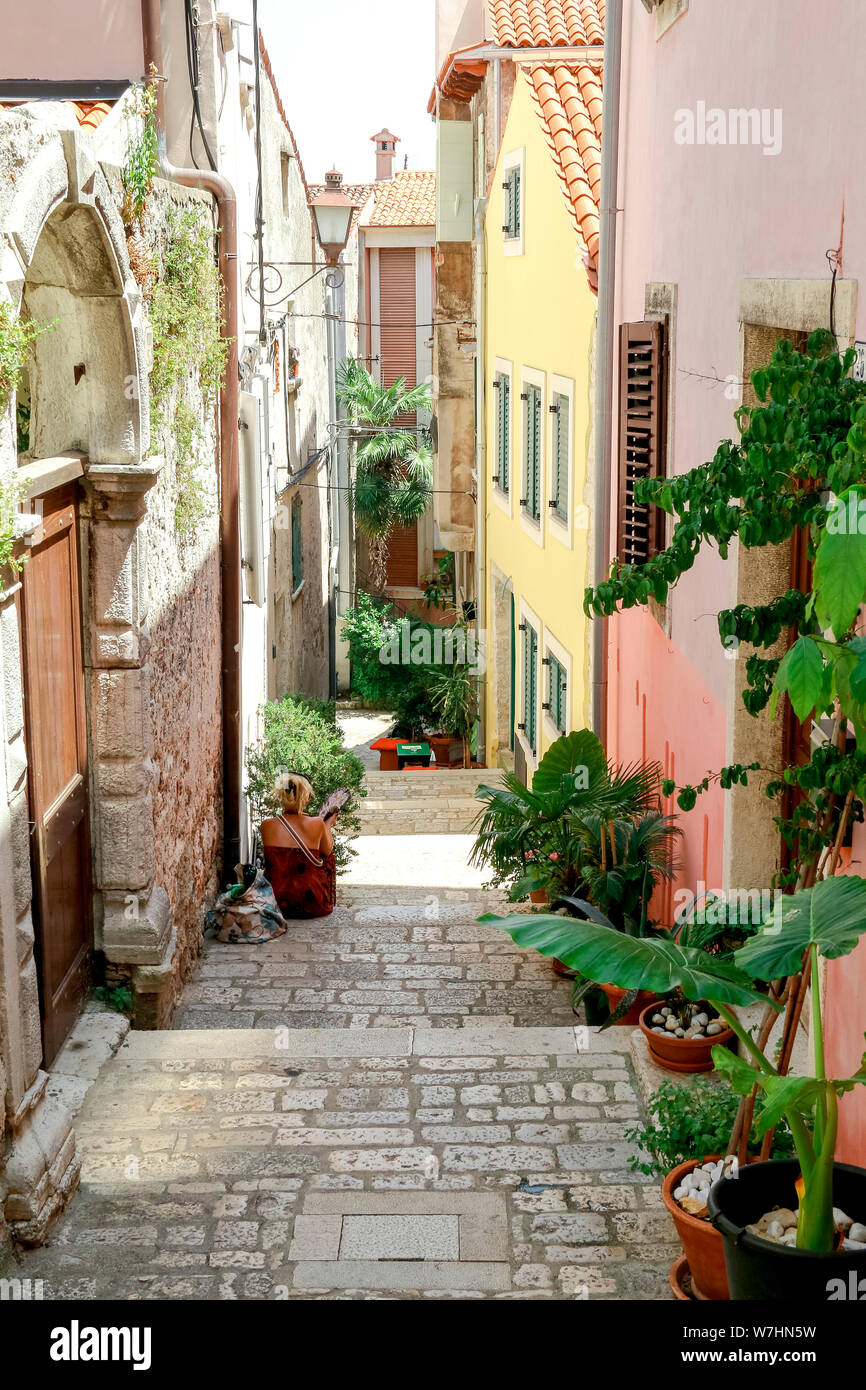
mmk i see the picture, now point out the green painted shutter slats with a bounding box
[548,653,567,733]
[522,621,538,754]
[291,495,303,592]
[495,374,510,492]
[523,384,541,520]
[553,394,569,520]
[505,167,521,239]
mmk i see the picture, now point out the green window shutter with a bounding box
[531,387,541,519]
[553,394,569,521]
[548,654,567,733]
[528,625,538,752]
[504,167,521,239]
[495,374,510,492]
[291,495,303,592]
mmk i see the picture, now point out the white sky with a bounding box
[258,0,437,186]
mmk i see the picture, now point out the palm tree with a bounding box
[337,359,432,591]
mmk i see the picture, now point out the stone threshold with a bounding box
[118,1024,636,1061]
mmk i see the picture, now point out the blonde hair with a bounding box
[272,770,313,814]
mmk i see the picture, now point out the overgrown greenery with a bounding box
[121,79,159,229]
[0,301,54,592]
[624,1079,794,1178]
[584,330,866,888]
[337,360,432,591]
[149,209,229,534]
[428,663,482,764]
[244,694,366,872]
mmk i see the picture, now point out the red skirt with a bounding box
[263,845,337,919]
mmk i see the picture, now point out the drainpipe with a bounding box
[141,0,242,875]
[590,0,623,749]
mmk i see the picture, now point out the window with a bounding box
[503,165,520,240]
[502,149,525,256]
[546,653,568,734]
[280,152,291,217]
[493,371,510,492]
[520,620,538,755]
[550,391,569,521]
[616,320,667,565]
[522,382,542,521]
[291,494,303,594]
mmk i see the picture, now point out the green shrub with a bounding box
[244,693,366,872]
[624,1078,796,1177]
[340,593,467,721]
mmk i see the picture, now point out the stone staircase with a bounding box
[358,768,503,835]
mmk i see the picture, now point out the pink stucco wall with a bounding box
[613,0,866,1158]
[1,1,143,80]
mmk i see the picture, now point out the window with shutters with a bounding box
[291,494,303,595]
[504,166,520,239]
[493,371,510,493]
[546,653,568,734]
[522,382,542,521]
[502,149,525,256]
[616,320,667,566]
[520,619,538,755]
[550,390,569,522]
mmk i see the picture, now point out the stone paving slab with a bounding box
[3,1031,677,1301]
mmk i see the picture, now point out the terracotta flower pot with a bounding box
[529,889,549,904]
[639,1002,734,1072]
[600,982,659,1026]
[662,1157,731,1300]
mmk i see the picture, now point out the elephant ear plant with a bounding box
[483,871,866,1254]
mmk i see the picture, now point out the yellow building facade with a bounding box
[482,71,598,778]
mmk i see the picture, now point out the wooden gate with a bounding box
[20,482,93,1065]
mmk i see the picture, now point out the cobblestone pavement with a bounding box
[3,1026,677,1300]
[1,829,679,1299]
[173,900,577,1031]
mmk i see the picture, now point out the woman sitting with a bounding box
[259,771,337,919]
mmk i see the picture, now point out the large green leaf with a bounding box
[772,635,825,722]
[813,488,866,637]
[713,1048,866,1137]
[480,913,770,1007]
[736,875,866,980]
[532,729,608,795]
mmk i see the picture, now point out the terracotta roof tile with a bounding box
[0,98,114,130]
[488,0,604,47]
[525,59,603,273]
[361,170,436,228]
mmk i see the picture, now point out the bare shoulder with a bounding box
[259,817,280,841]
[304,815,326,832]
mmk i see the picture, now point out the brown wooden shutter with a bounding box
[385,522,419,588]
[379,246,417,420]
[616,320,666,565]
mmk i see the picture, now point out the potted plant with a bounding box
[626,1079,794,1299]
[484,871,866,1300]
[428,662,481,768]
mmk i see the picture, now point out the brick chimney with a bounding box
[371,128,400,182]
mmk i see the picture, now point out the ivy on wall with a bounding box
[0,300,54,594]
[149,209,228,535]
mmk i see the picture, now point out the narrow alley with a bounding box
[2,717,674,1300]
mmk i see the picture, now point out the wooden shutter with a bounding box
[548,653,567,733]
[617,320,667,565]
[385,523,419,587]
[379,247,417,407]
[494,374,510,491]
[552,393,569,520]
[522,622,538,753]
[523,385,541,519]
[291,494,303,592]
[504,167,520,238]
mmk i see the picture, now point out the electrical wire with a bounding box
[184,0,218,172]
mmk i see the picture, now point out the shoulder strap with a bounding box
[277,815,324,867]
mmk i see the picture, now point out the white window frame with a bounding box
[491,355,513,519]
[547,372,574,550]
[502,147,525,258]
[542,626,573,743]
[517,596,542,774]
[519,365,545,547]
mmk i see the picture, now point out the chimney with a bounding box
[325,168,343,189]
[371,128,400,182]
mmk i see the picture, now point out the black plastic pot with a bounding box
[707,1158,866,1301]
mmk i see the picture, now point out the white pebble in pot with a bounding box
[664,1016,679,1031]
[849,1222,866,1244]
[706,1022,723,1035]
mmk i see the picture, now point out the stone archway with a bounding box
[0,112,170,1244]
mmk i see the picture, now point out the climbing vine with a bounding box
[149,209,228,535]
[0,301,55,592]
[121,77,159,228]
[586,330,866,886]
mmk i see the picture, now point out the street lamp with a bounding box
[310,171,354,267]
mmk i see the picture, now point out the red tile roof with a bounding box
[0,98,114,130]
[361,170,436,229]
[488,0,604,46]
[526,61,602,268]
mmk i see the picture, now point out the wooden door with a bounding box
[20,483,92,1065]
